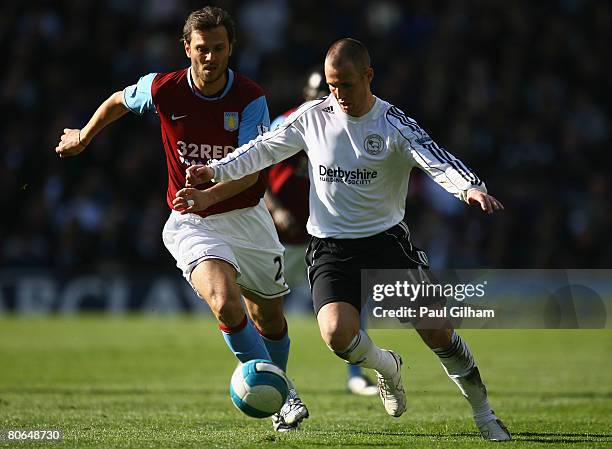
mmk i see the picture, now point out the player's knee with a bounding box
[321,324,356,353]
[204,287,243,328]
[214,300,245,328]
[317,302,360,352]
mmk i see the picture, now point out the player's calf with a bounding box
[318,303,406,416]
[244,294,293,374]
[190,262,273,363]
[331,329,407,417]
[243,293,287,337]
[432,332,511,441]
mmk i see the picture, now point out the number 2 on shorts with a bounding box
[273,256,283,281]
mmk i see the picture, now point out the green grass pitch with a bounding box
[0,316,610,448]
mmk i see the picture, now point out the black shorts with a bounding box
[306,220,430,314]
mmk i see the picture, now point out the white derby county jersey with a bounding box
[210,94,486,239]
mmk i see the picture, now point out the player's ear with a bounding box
[365,67,374,83]
[228,43,233,57]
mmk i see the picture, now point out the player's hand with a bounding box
[467,189,504,215]
[55,128,86,158]
[173,188,215,214]
[185,165,214,186]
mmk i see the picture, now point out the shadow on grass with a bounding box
[512,431,612,444]
[326,429,612,444]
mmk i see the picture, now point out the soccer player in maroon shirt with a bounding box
[54,6,307,431]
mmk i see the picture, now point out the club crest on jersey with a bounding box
[364,134,385,155]
[224,112,239,131]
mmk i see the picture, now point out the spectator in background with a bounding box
[237,0,289,79]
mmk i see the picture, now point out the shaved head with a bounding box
[325,38,371,73]
[324,38,375,117]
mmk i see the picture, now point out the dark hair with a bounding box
[325,38,371,73]
[182,6,236,45]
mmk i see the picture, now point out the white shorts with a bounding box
[162,199,290,299]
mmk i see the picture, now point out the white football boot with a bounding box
[478,415,511,441]
[271,379,309,432]
[376,350,406,417]
[460,368,511,441]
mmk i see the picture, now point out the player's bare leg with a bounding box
[190,260,271,362]
[243,292,309,431]
[191,260,244,326]
[317,302,406,417]
[346,310,379,396]
[416,324,511,441]
[243,293,286,338]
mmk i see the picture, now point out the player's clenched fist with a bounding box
[185,164,214,186]
[55,128,86,158]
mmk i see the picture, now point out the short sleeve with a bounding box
[122,73,157,115]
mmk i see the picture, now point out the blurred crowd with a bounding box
[1,0,610,274]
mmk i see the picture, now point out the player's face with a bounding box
[325,61,373,117]
[184,27,232,94]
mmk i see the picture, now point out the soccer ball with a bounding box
[229,359,289,418]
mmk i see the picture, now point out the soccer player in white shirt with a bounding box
[178,38,510,441]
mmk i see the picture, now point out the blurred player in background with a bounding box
[266,68,377,396]
[54,6,308,432]
[180,38,510,441]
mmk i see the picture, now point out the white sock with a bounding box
[433,332,493,424]
[333,330,397,378]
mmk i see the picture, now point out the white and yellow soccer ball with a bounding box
[229,359,289,418]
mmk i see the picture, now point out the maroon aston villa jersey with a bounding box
[124,68,270,217]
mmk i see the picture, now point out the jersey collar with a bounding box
[187,67,235,101]
[331,94,382,123]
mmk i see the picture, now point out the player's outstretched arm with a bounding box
[466,189,504,215]
[173,172,259,214]
[55,91,129,158]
